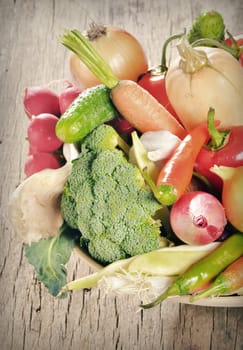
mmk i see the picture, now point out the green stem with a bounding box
[117,135,130,155]
[60,29,119,89]
[192,37,240,58]
[141,281,180,308]
[207,107,229,150]
[142,170,177,206]
[160,31,185,72]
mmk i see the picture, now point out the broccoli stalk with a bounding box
[130,131,159,182]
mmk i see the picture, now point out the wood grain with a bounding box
[0,1,243,349]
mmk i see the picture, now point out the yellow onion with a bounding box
[69,23,148,89]
[165,37,243,131]
[210,165,243,232]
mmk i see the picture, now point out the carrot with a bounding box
[190,255,243,301]
[111,80,186,138]
[153,119,210,205]
[60,29,187,139]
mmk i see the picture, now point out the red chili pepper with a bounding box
[191,256,243,301]
[153,119,210,205]
[195,108,243,192]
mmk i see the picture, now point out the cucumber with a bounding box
[55,84,118,143]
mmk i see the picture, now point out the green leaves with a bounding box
[25,223,80,297]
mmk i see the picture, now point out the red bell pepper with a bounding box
[194,108,243,192]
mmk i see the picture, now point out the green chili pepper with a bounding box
[141,233,243,308]
[190,256,243,301]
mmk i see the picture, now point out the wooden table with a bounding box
[0,1,242,349]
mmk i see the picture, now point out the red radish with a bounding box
[23,86,60,118]
[24,152,61,177]
[107,116,134,134]
[170,191,227,245]
[28,143,39,155]
[59,84,82,114]
[27,113,63,153]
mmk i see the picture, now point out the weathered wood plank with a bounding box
[0,1,243,350]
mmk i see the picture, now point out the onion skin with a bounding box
[166,46,243,131]
[170,191,227,245]
[69,25,148,89]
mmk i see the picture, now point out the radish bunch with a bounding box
[23,83,82,177]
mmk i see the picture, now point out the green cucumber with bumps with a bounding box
[55,84,118,143]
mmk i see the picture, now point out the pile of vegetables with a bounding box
[9,10,243,306]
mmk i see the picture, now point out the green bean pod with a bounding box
[55,85,118,143]
[141,233,243,308]
[190,256,243,301]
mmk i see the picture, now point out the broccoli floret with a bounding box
[188,10,225,44]
[87,235,127,265]
[60,151,94,229]
[121,218,162,257]
[61,124,163,265]
[81,123,130,154]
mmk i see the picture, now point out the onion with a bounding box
[69,23,148,89]
[170,191,227,245]
[211,165,243,232]
[166,37,243,131]
[140,130,181,162]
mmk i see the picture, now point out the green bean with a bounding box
[190,256,243,301]
[141,233,243,308]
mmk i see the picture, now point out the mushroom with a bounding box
[9,143,80,244]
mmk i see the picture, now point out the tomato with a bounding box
[224,33,243,66]
[137,66,180,121]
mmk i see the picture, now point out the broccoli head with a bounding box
[81,122,130,154]
[188,10,225,44]
[61,124,163,265]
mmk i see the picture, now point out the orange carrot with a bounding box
[60,29,187,139]
[154,121,210,205]
[111,80,186,138]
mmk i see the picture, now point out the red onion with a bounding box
[170,191,227,245]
